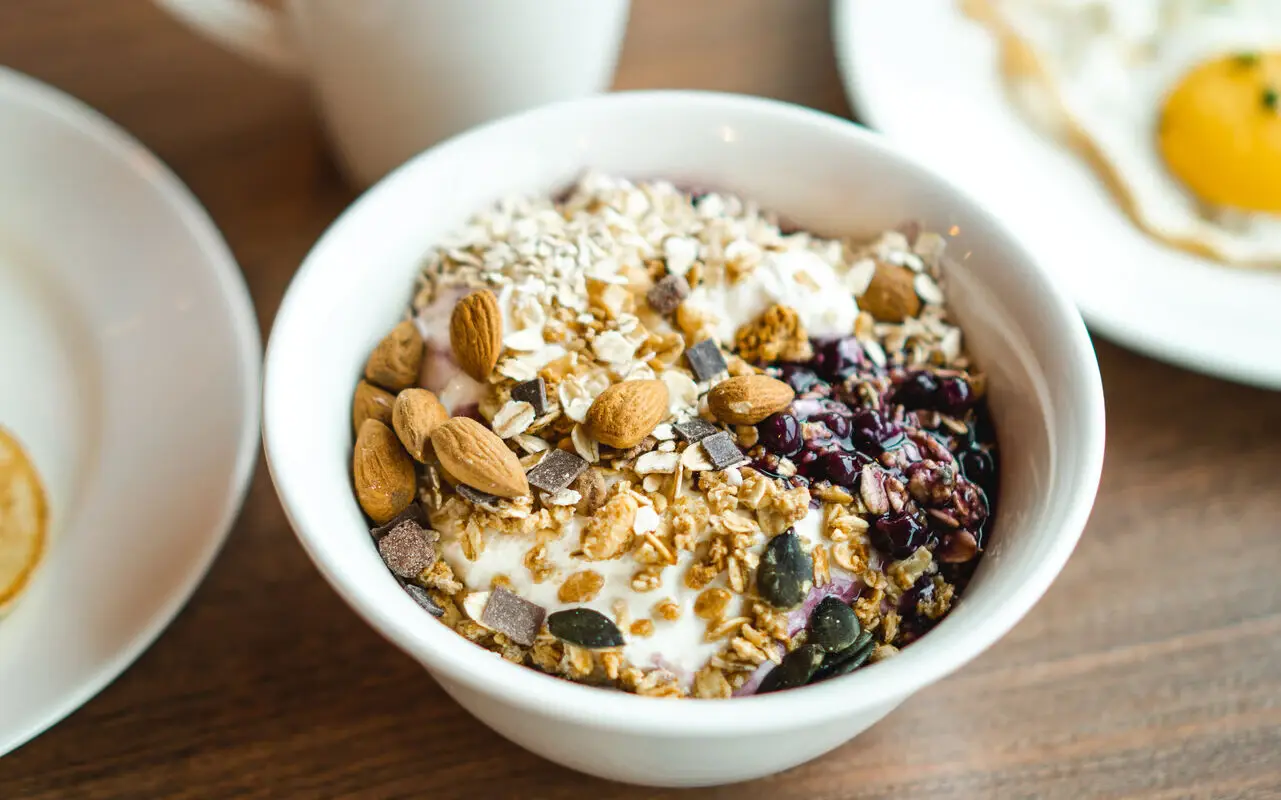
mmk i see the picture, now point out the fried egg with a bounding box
[970,0,1281,266]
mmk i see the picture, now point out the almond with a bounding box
[365,320,425,391]
[859,262,921,322]
[585,379,669,449]
[707,375,795,425]
[430,417,528,497]
[353,419,417,524]
[450,289,503,381]
[392,388,449,462]
[352,380,395,432]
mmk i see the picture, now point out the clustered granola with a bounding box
[350,174,998,699]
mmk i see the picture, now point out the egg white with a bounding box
[971,0,1281,265]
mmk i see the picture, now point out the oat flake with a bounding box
[592,330,638,364]
[491,400,535,439]
[635,451,680,474]
[913,273,945,305]
[571,423,600,463]
[633,505,661,535]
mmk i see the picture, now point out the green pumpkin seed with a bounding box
[546,607,625,649]
[809,634,876,684]
[808,596,860,652]
[756,529,812,609]
[758,644,826,693]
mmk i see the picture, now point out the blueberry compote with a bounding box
[750,335,999,643]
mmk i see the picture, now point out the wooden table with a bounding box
[3,2,1280,797]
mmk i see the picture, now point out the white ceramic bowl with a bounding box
[263,91,1105,787]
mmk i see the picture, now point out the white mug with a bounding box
[156,0,631,185]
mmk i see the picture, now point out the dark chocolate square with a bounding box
[646,274,691,314]
[457,484,503,512]
[526,448,588,494]
[510,377,548,416]
[403,583,445,618]
[370,502,429,541]
[701,431,747,470]
[685,339,728,382]
[674,418,719,443]
[481,587,546,647]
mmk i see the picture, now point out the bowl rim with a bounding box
[263,89,1105,735]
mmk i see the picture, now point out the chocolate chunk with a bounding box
[378,526,439,579]
[526,448,588,494]
[646,274,691,314]
[370,502,429,541]
[480,586,546,647]
[701,431,747,470]
[510,377,548,416]
[674,418,719,443]
[403,583,445,618]
[457,484,503,511]
[685,339,728,382]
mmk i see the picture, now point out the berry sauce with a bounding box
[748,335,999,599]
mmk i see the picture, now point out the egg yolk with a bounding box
[1159,53,1281,214]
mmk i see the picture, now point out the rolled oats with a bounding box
[558,570,605,603]
[570,423,600,464]
[654,598,682,622]
[631,566,663,593]
[629,618,655,637]
[692,665,733,699]
[580,492,637,560]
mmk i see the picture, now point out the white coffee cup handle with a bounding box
[154,0,304,75]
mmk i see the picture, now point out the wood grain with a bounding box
[1,1,1279,798]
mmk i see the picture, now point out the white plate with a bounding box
[833,0,1281,389]
[0,68,260,756]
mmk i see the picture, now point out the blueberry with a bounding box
[892,372,937,410]
[815,451,865,488]
[812,337,864,382]
[750,456,786,481]
[969,407,998,448]
[776,364,822,394]
[894,372,939,409]
[960,448,996,495]
[937,376,973,415]
[894,575,941,644]
[893,371,974,415]
[814,411,850,438]
[849,410,900,455]
[871,510,928,559]
[757,412,803,456]
[898,573,934,615]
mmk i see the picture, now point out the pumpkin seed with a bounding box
[808,596,860,652]
[809,632,876,684]
[756,529,812,609]
[757,644,826,693]
[546,607,625,649]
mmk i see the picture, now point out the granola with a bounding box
[351,175,999,698]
